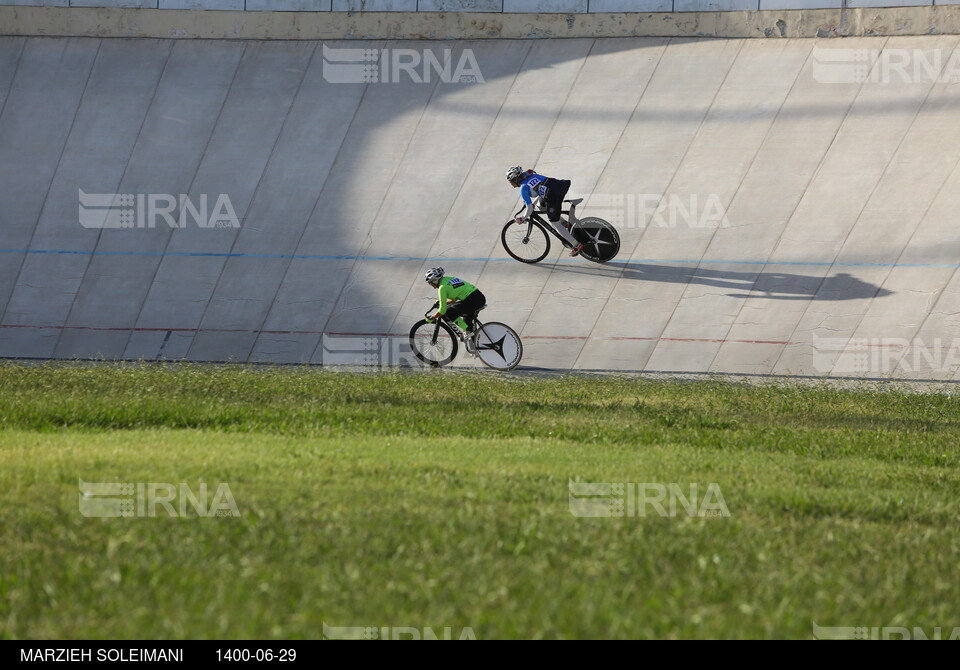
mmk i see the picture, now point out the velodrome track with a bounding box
[2,35,960,380]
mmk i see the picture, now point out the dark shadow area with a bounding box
[542,261,895,301]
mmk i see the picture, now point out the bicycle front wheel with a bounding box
[409,319,458,367]
[473,322,523,371]
[501,219,550,264]
[571,217,620,263]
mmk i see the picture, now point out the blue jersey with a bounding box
[519,173,549,205]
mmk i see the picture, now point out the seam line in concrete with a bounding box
[20,38,103,356]
[703,40,816,374]
[53,40,170,354]
[473,41,536,285]
[0,37,25,139]
[518,38,597,344]
[572,38,670,371]
[176,41,249,361]
[777,38,939,375]
[764,38,888,373]
[888,40,960,378]
[109,41,186,358]
[641,38,747,371]
[311,39,444,362]
[249,40,369,362]
[226,42,318,364]
[0,36,28,320]
[841,36,960,377]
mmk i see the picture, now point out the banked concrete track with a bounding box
[2,36,960,379]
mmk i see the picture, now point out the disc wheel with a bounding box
[571,217,620,263]
[473,322,523,371]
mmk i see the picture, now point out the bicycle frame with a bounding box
[503,197,617,265]
[513,198,583,244]
[422,302,484,339]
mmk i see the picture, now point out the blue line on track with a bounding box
[0,248,957,269]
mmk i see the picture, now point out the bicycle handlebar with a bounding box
[423,300,438,318]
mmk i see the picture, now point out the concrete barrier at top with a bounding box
[4,5,960,39]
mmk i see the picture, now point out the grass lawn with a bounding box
[1,364,959,639]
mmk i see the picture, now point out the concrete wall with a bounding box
[4,5,960,39]
[3,36,960,380]
[0,0,957,10]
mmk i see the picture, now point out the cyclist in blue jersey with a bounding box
[506,165,583,257]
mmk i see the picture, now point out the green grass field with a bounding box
[1,363,959,639]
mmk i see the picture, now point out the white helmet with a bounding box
[506,165,524,184]
[424,267,444,284]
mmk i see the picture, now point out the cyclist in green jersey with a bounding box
[425,267,486,343]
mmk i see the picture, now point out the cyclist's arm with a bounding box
[437,284,451,315]
[519,184,535,219]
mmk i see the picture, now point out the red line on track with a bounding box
[0,324,912,349]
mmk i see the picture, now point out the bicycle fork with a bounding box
[522,221,536,244]
[431,321,443,345]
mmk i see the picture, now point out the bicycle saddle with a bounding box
[564,198,583,206]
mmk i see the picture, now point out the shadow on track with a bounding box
[539,261,894,301]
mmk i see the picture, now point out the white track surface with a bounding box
[2,36,960,380]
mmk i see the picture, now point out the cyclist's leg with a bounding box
[462,290,485,331]
[546,188,580,247]
[546,178,570,211]
[547,218,579,247]
[446,291,485,333]
[443,302,469,332]
[443,303,471,333]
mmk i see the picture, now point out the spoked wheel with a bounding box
[409,319,459,367]
[571,217,620,263]
[473,321,523,371]
[501,219,551,264]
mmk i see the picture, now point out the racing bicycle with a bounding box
[409,301,522,371]
[501,198,620,264]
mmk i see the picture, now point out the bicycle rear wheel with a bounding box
[473,322,523,371]
[409,319,458,367]
[571,217,620,263]
[501,219,550,264]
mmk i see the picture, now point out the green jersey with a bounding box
[437,276,477,315]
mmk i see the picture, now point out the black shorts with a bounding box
[444,289,486,329]
[543,178,571,223]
